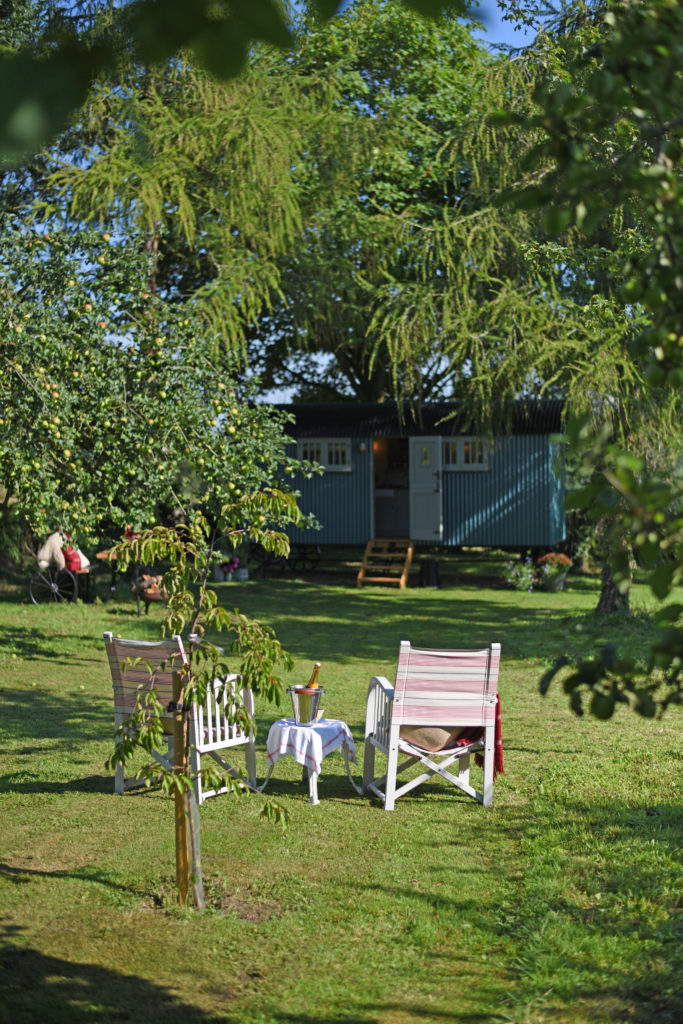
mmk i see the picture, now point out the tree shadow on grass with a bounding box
[0,773,114,796]
[0,684,111,748]
[498,796,683,1023]
[0,933,228,1024]
[0,862,147,900]
[270,1010,495,1023]
[228,583,604,668]
[0,920,497,1024]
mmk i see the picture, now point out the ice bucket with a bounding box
[287,685,325,725]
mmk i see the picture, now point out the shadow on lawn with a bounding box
[501,796,683,1024]
[229,582,603,667]
[0,862,148,899]
[0,773,113,796]
[0,921,494,1024]
[0,684,110,748]
[0,926,226,1024]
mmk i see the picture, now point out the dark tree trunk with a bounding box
[596,557,630,614]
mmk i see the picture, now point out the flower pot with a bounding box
[542,570,569,592]
[234,567,249,582]
[213,565,232,582]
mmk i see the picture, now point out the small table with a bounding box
[259,718,361,805]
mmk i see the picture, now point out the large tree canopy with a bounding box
[0,0,473,166]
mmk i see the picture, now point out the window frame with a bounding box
[442,436,490,472]
[298,437,353,472]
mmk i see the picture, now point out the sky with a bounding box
[471,0,536,50]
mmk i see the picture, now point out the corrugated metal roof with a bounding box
[275,400,564,438]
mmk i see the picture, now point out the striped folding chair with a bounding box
[362,641,501,809]
[104,631,256,805]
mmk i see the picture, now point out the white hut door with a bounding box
[409,437,443,541]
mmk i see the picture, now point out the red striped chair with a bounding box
[104,631,256,805]
[362,641,501,809]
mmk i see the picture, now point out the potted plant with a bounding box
[214,553,240,582]
[536,552,572,592]
[504,557,537,593]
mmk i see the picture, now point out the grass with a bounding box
[0,550,681,1024]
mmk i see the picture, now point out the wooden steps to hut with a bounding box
[356,538,415,589]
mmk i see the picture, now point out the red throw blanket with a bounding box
[63,545,82,572]
[455,693,504,779]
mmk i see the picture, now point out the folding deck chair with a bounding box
[362,641,501,809]
[103,631,256,806]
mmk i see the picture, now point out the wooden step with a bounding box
[357,539,415,589]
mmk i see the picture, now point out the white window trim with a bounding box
[298,437,352,472]
[442,436,490,472]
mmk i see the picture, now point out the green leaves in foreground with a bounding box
[540,420,682,718]
[0,0,472,165]
[539,645,663,720]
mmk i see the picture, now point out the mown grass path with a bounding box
[0,563,680,1023]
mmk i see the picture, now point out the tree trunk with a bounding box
[172,671,205,909]
[596,556,630,614]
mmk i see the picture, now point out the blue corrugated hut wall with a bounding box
[286,434,564,547]
[442,436,565,546]
[286,440,374,544]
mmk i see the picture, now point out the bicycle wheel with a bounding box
[248,543,286,579]
[29,567,78,604]
[288,544,322,573]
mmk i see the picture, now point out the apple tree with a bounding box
[0,217,314,554]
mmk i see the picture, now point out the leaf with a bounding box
[651,562,676,601]
[539,655,570,695]
[654,603,683,625]
[311,0,344,19]
[543,207,572,234]
[590,692,614,720]
[634,692,657,719]
[0,44,112,165]
[569,690,584,717]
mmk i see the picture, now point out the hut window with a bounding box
[442,437,490,471]
[298,438,352,472]
[301,440,323,463]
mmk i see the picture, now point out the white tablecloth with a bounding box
[266,718,357,775]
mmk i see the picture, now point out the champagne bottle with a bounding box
[307,662,321,689]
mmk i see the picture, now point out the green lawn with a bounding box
[0,553,681,1024]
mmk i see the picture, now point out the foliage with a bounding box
[104,501,304,905]
[536,551,572,577]
[504,556,537,592]
[0,0,472,167]
[51,53,336,347]
[105,506,298,783]
[0,218,316,550]
[509,0,683,715]
[252,0,496,401]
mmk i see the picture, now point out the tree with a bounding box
[249,0,499,401]
[0,0,472,167]
[505,0,682,715]
[0,219,313,551]
[106,502,299,908]
[49,51,340,346]
[250,0,665,432]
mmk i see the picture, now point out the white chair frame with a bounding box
[362,640,500,809]
[104,631,256,806]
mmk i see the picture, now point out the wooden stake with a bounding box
[172,670,191,907]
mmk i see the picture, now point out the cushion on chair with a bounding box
[399,725,464,751]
